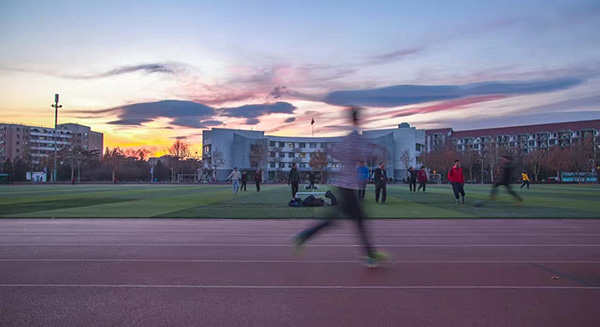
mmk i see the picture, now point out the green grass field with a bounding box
[1,183,599,218]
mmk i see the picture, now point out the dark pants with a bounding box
[491,181,523,201]
[358,181,366,200]
[418,182,426,192]
[520,181,530,189]
[409,181,417,192]
[255,181,261,192]
[291,181,299,198]
[375,182,387,203]
[241,181,247,191]
[451,182,465,200]
[298,187,374,257]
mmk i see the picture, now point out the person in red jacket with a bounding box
[447,159,465,204]
[417,166,428,192]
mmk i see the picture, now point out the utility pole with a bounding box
[51,94,62,182]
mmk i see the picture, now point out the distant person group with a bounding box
[227,168,262,194]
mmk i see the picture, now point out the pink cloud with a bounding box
[392,95,509,118]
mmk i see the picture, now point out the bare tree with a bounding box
[547,147,570,180]
[103,147,126,182]
[526,149,547,182]
[210,148,226,181]
[459,147,479,183]
[168,139,191,182]
[249,139,269,171]
[309,150,328,183]
[399,149,412,172]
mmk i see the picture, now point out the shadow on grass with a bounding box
[0,198,133,217]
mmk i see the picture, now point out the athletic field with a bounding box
[1,184,599,218]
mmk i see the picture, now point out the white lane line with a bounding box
[1,259,599,264]
[0,284,598,290]
[1,233,599,236]
[1,243,600,247]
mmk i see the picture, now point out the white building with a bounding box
[202,123,425,182]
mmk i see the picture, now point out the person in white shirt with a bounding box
[227,167,241,194]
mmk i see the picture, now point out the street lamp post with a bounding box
[51,94,62,182]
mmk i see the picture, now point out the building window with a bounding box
[287,142,294,148]
[300,163,306,168]
[270,141,276,147]
[279,163,285,168]
[299,143,306,148]
[270,163,276,168]
[288,152,294,158]
[310,143,316,148]
[299,153,306,159]
[278,152,285,158]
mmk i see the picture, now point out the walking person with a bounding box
[357,161,369,200]
[293,106,388,267]
[240,171,247,191]
[288,163,299,199]
[490,156,523,203]
[255,169,262,192]
[521,170,531,189]
[448,160,465,204]
[308,171,316,190]
[408,167,417,193]
[417,166,428,192]
[374,162,387,203]
[227,167,241,194]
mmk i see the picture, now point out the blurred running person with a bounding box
[448,160,465,204]
[521,170,531,189]
[374,162,387,203]
[408,167,417,193]
[255,169,262,192]
[357,161,369,200]
[490,156,523,203]
[288,163,299,199]
[294,107,388,267]
[227,167,241,194]
[417,166,428,192]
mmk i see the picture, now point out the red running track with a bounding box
[0,219,599,327]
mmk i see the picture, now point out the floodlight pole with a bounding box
[51,94,62,182]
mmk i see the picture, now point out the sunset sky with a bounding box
[1,0,599,154]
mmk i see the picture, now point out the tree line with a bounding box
[0,139,203,183]
[420,136,597,183]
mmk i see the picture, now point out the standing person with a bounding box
[417,166,428,192]
[240,171,247,191]
[254,169,262,192]
[288,163,299,199]
[294,107,388,267]
[408,167,417,193]
[308,171,316,190]
[227,167,241,195]
[521,170,531,189]
[490,156,523,203]
[448,160,465,204]
[357,161,369,200]
[374,162,387,203]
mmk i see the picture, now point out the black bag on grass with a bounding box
[325,190,338,206]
